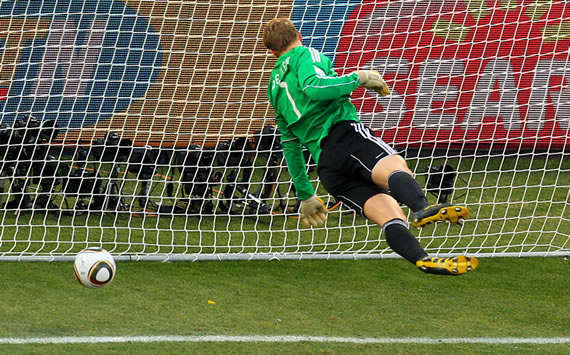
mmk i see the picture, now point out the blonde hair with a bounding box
[263,18,299,54]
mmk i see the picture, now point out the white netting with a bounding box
[0,0,568,261]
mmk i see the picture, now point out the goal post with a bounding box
[0,0,568,262]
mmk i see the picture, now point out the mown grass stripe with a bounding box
[0,336,569,345]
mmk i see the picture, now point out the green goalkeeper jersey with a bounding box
[267,45,361,200]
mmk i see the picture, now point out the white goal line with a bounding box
[1,335,569,345]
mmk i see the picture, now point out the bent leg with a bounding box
[370,154,470,227]
[363,193,427,264]
[363,191,407,225]
[370,154,412,189]
[371,154,429,212]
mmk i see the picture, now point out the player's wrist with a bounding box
[297,190,316,201]
[356,70,379,84]
[302,195,318,201]
[355,70,390,96]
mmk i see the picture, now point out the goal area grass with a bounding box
[0,257,568,353]
[0,155,568,353]
[0,155,568,258]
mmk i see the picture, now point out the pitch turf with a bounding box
[0,156,568,257]
[0,257,568,353]
[0,156,568,353]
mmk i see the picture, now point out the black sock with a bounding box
[387,170,429,212]
[383,219,428,264]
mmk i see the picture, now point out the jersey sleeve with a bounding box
[297,48,361,101]
[274,114,315,200]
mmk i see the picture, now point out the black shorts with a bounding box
[317,121,397,215]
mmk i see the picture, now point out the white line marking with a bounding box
[0,336,568,345]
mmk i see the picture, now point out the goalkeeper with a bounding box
[263,18,477,276]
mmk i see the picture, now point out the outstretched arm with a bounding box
[297,50,390,100]
[277,119,314,201]
[297,50,360,101]
[275,116,328,227]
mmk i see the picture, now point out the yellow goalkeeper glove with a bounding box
[299,195,328,227]
[356,70,390,96]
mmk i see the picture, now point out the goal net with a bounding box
[0,0,568,261]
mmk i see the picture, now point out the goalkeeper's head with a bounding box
[263,18,302,57]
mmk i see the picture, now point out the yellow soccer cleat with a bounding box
[411,203,469,227]
[416,255,479,276]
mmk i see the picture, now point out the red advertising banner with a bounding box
[335,1,570,151]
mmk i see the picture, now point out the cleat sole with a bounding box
[412,204,469,227]
[416,255,479,276]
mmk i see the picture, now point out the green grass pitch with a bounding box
[0,155,568,352]
[0,257,569,353]
[0,155,568,257]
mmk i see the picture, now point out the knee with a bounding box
[363,193,408,226]
[371,154,413,187]
[387,154,412,175]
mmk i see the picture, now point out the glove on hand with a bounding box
[356,70,390,96]
[299,195,328,227]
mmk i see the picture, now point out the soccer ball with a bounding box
[73,247,116,288]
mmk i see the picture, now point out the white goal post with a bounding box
[0,0,568,261]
